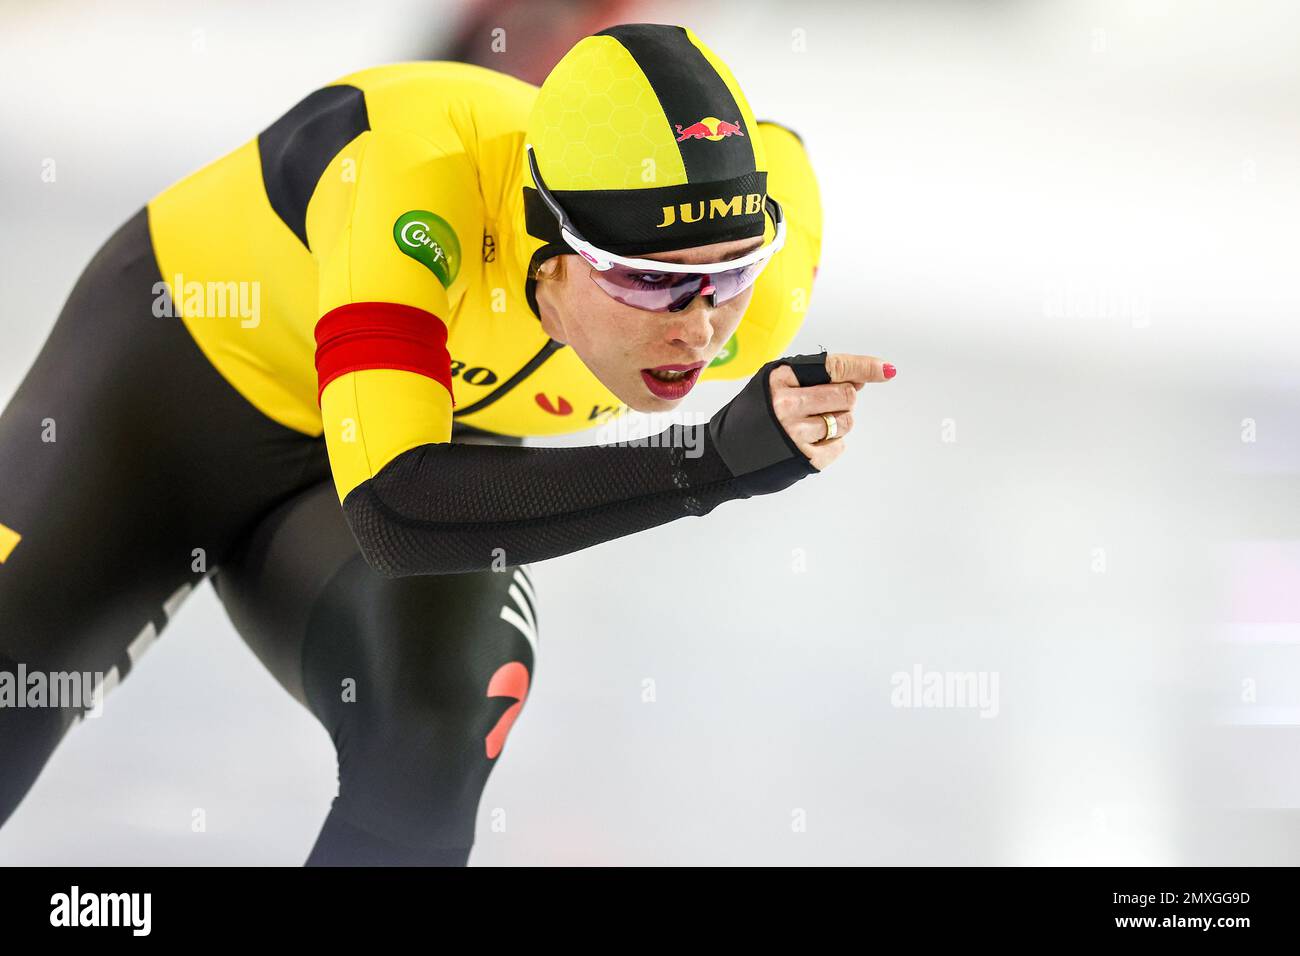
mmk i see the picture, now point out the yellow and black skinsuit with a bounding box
[0,25,823,864]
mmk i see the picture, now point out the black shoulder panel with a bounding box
[257,85,370,248]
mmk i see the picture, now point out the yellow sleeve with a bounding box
[306,127,484,501]
[701,121,823,382]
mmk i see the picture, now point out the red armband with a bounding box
[314,302,455,407]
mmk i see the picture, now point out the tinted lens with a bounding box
[589,259,772,313]
[707,261,767,304]
[588,267,704,312]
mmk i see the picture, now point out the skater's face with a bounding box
[532,237,761,414]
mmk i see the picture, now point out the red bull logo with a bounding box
[674,117,746,142]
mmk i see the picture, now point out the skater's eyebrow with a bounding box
[639,239,764,266]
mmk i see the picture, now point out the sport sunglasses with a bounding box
[526,144,786,313]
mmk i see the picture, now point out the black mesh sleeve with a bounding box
[343,424,732,576]
[341,352,832,577]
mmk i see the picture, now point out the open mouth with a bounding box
[640,363,704,399]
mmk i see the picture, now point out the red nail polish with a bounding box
[883,363,897,380]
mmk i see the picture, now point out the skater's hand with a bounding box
[768,353,895,471]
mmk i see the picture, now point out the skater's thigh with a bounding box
[0,209,327,827]
[213,477,540,717]
[0,208,325,675]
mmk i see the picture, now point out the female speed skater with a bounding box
[0,23,893,865]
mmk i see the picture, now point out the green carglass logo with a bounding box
[708,332,739,368]
[393,210,461,288]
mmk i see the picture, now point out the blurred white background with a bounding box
[1,0,1297,864]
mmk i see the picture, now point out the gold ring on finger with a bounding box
[818,412,838,443]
